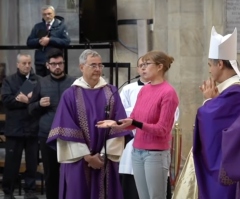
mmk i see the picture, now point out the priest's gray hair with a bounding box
[79,49,102,64]
[42,5,55,11]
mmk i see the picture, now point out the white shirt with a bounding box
[46,19,55,30]
[119,80,145,174]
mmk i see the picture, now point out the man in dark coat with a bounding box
[1,54,41,199]
[27,5,70,77]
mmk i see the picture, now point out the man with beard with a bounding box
[28,48,76,199]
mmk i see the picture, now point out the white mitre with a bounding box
[208,26,240,77]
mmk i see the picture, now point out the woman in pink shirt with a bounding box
[97,50,179,199]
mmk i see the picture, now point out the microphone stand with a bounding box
[103,105,110,199]
[103,75,140,199]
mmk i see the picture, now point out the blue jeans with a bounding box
[132,148,171,199]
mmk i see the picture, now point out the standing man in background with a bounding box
[28,48,76,199]
[1,54,41,199]
[27,5,70,77]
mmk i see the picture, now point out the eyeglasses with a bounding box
[138,62,157,68]
[48,61,65,67]
[85,63,104,69]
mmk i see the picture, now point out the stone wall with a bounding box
[0,0,237,160]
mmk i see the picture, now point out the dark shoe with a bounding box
[4,195,16,199]
[24,192,39,199]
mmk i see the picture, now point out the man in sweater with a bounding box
[1,54,41,199]
[28,48,76,199]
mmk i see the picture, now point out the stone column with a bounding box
[167,0,204,157]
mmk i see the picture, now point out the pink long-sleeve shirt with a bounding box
[130,81,179,150]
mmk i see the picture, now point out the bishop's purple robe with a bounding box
[193,84,240,199]
[47,85,132,199]
[220,113,240,199]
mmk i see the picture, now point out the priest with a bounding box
[47,49,132,199]
[193,27,240,199]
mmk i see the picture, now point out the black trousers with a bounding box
[120,174,172,199]
[166,176,172,199]
[2,136,38,194]
[35,64,49,77]
[120,174,139,199]
[39,137,60,199]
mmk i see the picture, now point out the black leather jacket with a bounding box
[1,70,41,137]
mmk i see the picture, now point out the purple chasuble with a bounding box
[193,84,240,199]
[47,85,132,199]
[220,113,240,199]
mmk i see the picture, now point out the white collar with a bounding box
[46,19,55,26]
[26,73,30,79]
[72,76,107,89]
[217,75,240,93]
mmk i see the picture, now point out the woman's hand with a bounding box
[111,118,133,129]
[96,120,117,128]
[96,118,133,129]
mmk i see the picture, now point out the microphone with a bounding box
[105,75,140,119]
[102,74,140,199]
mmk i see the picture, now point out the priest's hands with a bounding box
[84,153,104,169]
[96,120,117,128]
[199,78,219,99]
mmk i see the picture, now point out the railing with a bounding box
[0,44,131,87]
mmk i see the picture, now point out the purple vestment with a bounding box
[47,85,132,199]
[193,85,240,199]
[220,113,240,199]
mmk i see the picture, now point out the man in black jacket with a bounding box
[27,5,70,77]
[1,54,41,199]
[28,48,76,199]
